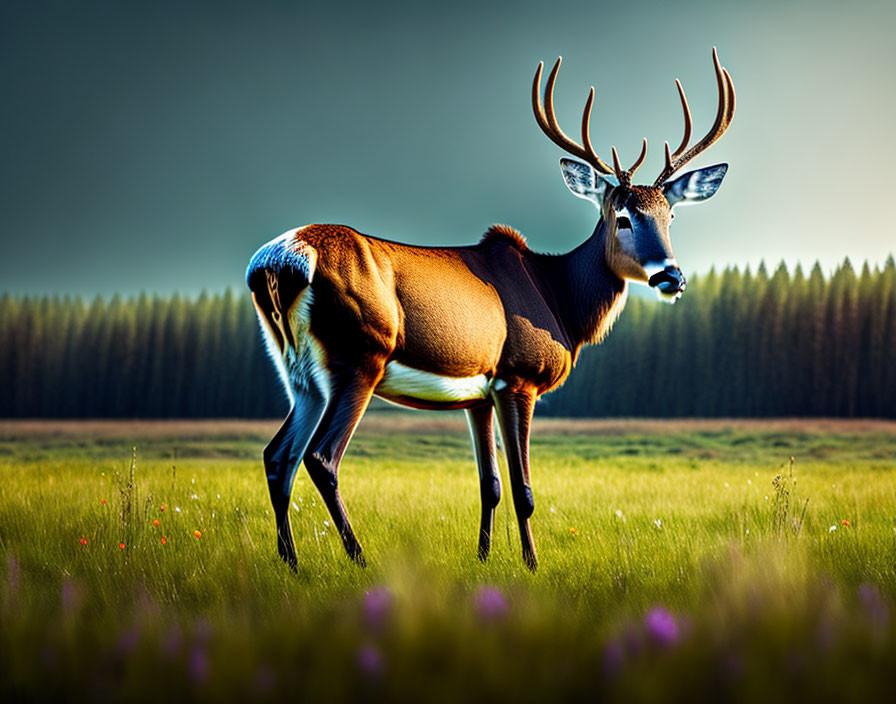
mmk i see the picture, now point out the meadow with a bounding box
[1,415,895,702]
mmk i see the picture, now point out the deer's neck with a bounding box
[540,219,628,357]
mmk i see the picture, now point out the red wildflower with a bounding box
[119,542,125,550]
[160,506,166,512]
[153,519,160,527]
[101,499,107,505]
[80,538,87,546]
[194,530,202,538]
[842,520,851,527]
[160,537,167,545]
[569,528,577,535]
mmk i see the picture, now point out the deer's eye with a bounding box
[616,216,632,230]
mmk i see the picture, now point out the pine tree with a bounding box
[881,256,896,417]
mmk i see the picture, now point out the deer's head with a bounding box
[533,49,735,303]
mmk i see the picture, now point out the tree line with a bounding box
[1,257,894,419]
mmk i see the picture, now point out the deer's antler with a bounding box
[654,47,735,186]
[532,57,647,186]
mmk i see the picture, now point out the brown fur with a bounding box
[251,223,625,404]
[480,224,529,251]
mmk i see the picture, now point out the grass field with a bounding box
[1,415,895,702]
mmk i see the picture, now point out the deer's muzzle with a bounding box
[648,265,687,300]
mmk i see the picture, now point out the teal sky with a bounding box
[1,0,893,296]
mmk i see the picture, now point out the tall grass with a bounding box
[1,418,894,702]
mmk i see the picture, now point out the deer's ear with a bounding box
[559,158,613,207]
[663,163,728,206]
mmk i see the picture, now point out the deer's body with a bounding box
[248,50,735,570]
[249,223,627,411]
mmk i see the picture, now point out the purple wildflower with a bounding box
[858,583,889,624]
[253,665,276,695]
[644,607,681,647]
[161,625,183,659]
[189,646,210,685]
[474,586,509,623]
[815,615,836,651]
[363,587,393,632]
[357,644,384,678]
[61,579,81,614]
[116,626,141,656]
[622,624,645,657]
[193,618,214,645]
[602,639,624,677]
[722,653,743,682]
[7,556,18,597]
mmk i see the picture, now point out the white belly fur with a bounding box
[376,362,490,403]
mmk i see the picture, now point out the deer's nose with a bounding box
[648,266,687,295]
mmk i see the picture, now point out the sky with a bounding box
[1,0,894,297]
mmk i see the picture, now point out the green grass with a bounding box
[1,416,895,703]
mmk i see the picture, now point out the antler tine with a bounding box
[628,138,648,177]
[654,47,735,186]
[542,60,591,161]
[611,147,624,181]
[723,67,736,126]
[671,79,692,158]
[581,87,617,176]
[532,58,616,176]
[531,62,551,135]
[607,139,647,186]
[543,58,566,137]
[532,61,574,154]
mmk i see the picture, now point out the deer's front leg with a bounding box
[491,384,538,571]
[465,405,502,561]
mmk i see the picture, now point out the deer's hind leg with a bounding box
[264,389,328,570]
[466,405,502,561]
[303,360,385,566]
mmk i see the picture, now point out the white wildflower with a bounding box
[829,525,837,533]
[292,502,300,512]
[653,519,662,528]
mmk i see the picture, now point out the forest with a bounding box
[1,257,894,419]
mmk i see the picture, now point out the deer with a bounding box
[246,48,735,571]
